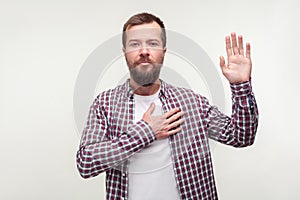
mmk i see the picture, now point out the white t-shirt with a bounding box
[128,90,180,200]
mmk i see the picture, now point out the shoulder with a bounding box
[92,82,128,109]
[162,81,210,106]
[162,81,199,98]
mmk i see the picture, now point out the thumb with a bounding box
[219,56,226,70]
[145,103,155,116]
[142,103,155,124]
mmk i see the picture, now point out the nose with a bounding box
[139,45,150,56]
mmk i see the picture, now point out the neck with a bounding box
[130,79,161,96]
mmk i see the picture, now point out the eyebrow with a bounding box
[148,39,160,42]
[127,38,160,43]
[128,39,140,43]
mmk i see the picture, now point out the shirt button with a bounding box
[122,173,126,177]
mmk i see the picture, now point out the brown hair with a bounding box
[122,12,166,48]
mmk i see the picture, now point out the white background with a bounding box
[1,0,300,199]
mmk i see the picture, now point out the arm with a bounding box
[204,81,258,147]
[76,97,184,178]
[205,32,258,147]
[76,98,156,179]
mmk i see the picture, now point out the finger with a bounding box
[219,56,226,69]
[157,126,182,139]
[219,56,228,76]
[164,107,180,119]
[231,32,239,55]
[246,42,251,59]
[225,36,232,57]
[145,103,155,116]
[165,118,184,131]
[165,111,184,125]
[167,126,182,136]
[238,35,244,55]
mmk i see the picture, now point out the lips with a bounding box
[135,59,153,65]
[139,62,150,65]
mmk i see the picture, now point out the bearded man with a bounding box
[76,12,259,200]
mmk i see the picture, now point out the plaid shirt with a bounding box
[76,79,258,200]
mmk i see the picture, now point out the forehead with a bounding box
[125,22,162,40]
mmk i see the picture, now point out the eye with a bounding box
[148,41,159,47]
[128,42,140,47]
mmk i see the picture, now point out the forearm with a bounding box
[207,81,259,147]
[76,104,156,178]
[77,120,156,178]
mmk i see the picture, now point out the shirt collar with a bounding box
[124,79,171,99]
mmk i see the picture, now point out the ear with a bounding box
[122,47,126,54]
[163,47,167,54]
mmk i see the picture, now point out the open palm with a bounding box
[220,32,252,84]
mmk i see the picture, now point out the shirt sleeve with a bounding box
[76,97,156,179]
[203,80,259,147]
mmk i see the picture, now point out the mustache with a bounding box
[134,57,154,65]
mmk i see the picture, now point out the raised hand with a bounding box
[219,32,252,84]
[142,103,184,140]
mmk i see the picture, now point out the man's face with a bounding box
[123,22,166,86]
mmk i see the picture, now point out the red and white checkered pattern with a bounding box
[76,79,258,200]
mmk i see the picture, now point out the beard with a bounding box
[126,56,163,86]
[129,64,161,86]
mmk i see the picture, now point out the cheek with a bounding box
[152,51,165,62]
[125,53,136,63]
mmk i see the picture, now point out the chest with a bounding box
[106,95,207,143]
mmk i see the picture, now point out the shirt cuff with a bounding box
[230,80,252,97]
[134,120,157,144]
